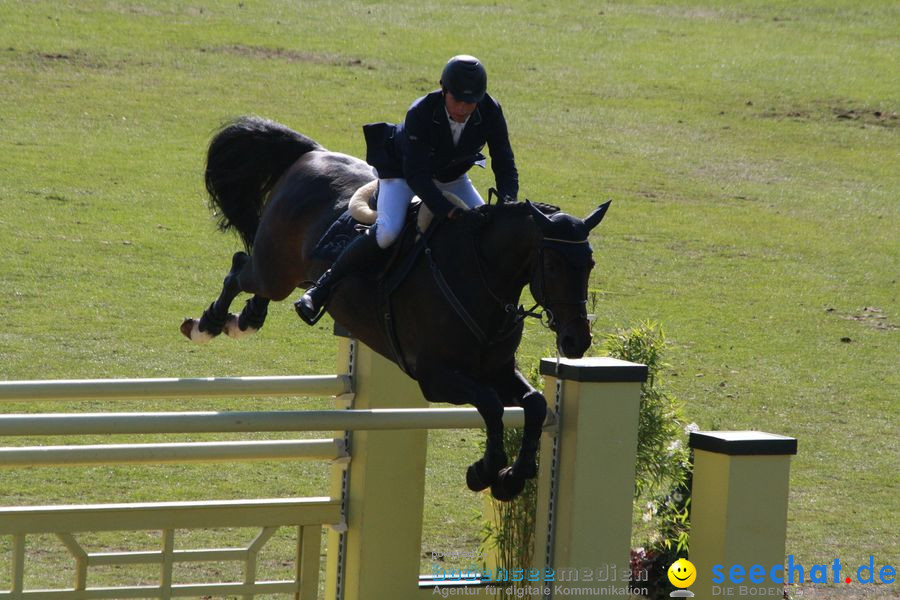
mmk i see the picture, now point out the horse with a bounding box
[181,116,610,501]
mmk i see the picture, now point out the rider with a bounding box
[295,54,519,323]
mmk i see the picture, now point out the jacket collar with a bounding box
[431,92,483,127]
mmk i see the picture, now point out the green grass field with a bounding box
[0,0,897,596]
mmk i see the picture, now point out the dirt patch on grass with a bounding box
[204,44,372,69]
[831,107,898,126]
[14,48,150,72]
[826,306,898,332]
[31,49,115,70]
[622,4,741,22]
[752,100,898,128]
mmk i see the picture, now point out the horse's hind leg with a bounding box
[181,251,254,343]
[488,367,547,502]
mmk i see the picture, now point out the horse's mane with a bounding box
[526,201,561,215]
[479,200,560,217]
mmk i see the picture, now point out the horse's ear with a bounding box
[584,200,611,231]
[526,200,553,229]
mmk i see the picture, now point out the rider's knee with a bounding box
[374,225,400,249]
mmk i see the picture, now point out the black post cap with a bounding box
[689,431,798,456]
[540,357,648,383]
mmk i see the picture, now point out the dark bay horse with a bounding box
[182,116,610,500]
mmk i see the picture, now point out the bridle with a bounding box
[464,231,592,339]
[529,237,592,332]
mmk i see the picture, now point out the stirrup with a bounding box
[297,303,328,326]
[294,293,329,326]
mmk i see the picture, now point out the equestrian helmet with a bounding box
[440,55,487,103]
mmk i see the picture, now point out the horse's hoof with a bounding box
[180,318,193,339]
[223,314,257,339]
[490,467,526,502]
[466,460,494,492]
[512,457,537,480]
[181,318,215,344]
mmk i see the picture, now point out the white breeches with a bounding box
[374,175,484,248]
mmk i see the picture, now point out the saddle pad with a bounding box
[310,211,365,263]
[310,202,422,264]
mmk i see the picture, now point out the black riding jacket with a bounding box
[363,90,518,217]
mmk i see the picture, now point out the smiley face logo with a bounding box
[667,558,697,588]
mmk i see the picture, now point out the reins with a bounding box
[425,245,490,344]
[469,233,546,338]
[488,189,591,331]
[421,211,590,346]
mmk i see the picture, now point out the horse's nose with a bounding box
[559,331,591,359]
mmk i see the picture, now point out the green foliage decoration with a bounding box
[604,321,688,499]
[605,322,694,598]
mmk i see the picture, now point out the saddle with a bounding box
[311,180,468,263]
[347,180,470,238]
[312,182,470,375]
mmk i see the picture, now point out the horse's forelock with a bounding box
[541,211,595,267]
[546,214,592,247]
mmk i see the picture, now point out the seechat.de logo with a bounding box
[712,555,896,586]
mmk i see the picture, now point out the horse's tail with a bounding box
[205,116,324,250]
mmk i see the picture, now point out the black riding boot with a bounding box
[295,231,383,324]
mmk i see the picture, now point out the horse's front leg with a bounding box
[223,295,270,339]
[488,367,547,501]
[416,362,508,494]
